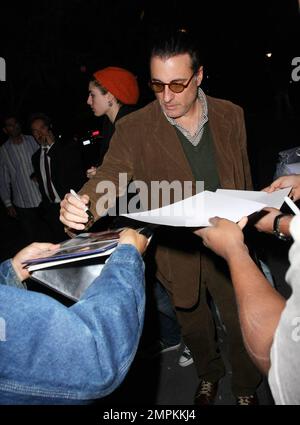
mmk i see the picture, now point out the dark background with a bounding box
[0,0,299,189]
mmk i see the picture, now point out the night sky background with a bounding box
[0,0,300,177]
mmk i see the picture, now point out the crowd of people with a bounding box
[0,29,300,406]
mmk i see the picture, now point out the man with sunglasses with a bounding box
[60,30,261,405]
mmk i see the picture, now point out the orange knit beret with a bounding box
[93,66,139,105]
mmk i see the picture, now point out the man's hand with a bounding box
[12,242,60,282]
[262,174,300,201]
[7,206,17,218]
[254,207,282,234]
[194,217,248,262]
[119,229,149,255]
[60,193,90,231]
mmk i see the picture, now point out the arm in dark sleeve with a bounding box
[31,151,46,202]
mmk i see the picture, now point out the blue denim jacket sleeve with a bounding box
[0,244,145,404]
[0,259,26,289]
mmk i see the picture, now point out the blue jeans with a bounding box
[154,281,181,346]
[0,244,145,404]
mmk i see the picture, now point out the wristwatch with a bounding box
[273,214,291,241]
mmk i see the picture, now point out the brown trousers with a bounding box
[175,251,261,396]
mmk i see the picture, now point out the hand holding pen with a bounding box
[60,189,95,237]
[69,189,95,227]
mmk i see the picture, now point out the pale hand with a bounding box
[60,193,90,231]
[86,166,97,179]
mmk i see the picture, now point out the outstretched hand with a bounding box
[119,229,149,255]
[253,207,282,234]
[194,217,248,261]
[262,174,300,201]
[12,242,60,281]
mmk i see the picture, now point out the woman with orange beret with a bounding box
[86,66,139,174]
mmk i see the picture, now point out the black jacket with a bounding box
[84,105,138,168]
[32,139,87,204]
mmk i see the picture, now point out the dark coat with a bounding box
[32,139,87,205]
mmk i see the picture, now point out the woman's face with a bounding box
[87,82,110,117]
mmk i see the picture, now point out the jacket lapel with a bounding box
[150,98,236,189]
[152,102,195,182]
[47,142,59,175]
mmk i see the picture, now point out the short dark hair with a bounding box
[29,112,52,129]
[150,29,202,73]
[89,77,108,95]
[2,114,19,127]
[89,77,122,105]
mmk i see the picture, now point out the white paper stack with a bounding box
[121,187,291,227]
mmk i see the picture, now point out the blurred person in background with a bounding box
[31,113,87,242]
[0,115,46,246]
[86,66,139,177]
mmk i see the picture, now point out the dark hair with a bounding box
[2,114,19,127]
[150,29,202,73]
[89,77,108,95]
[89,77,122,105]
[29,112,52,129]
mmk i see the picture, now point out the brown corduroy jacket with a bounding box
[79,97,253,308]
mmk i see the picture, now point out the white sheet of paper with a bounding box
[216,187,292,209]
[122,191,266,227]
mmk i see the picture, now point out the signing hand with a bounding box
[60,193,90,231]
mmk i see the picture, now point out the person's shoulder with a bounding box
[1,137,10,148]
[207,95,244,115]
[31,147,41,159]
[23,134,35,140]
[0,140,7,150]
[116,100,160,128]
[116,104,138,121]
[0,138,11,155]
[23,134,38,144]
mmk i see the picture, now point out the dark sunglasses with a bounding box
[149,73,195,94]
